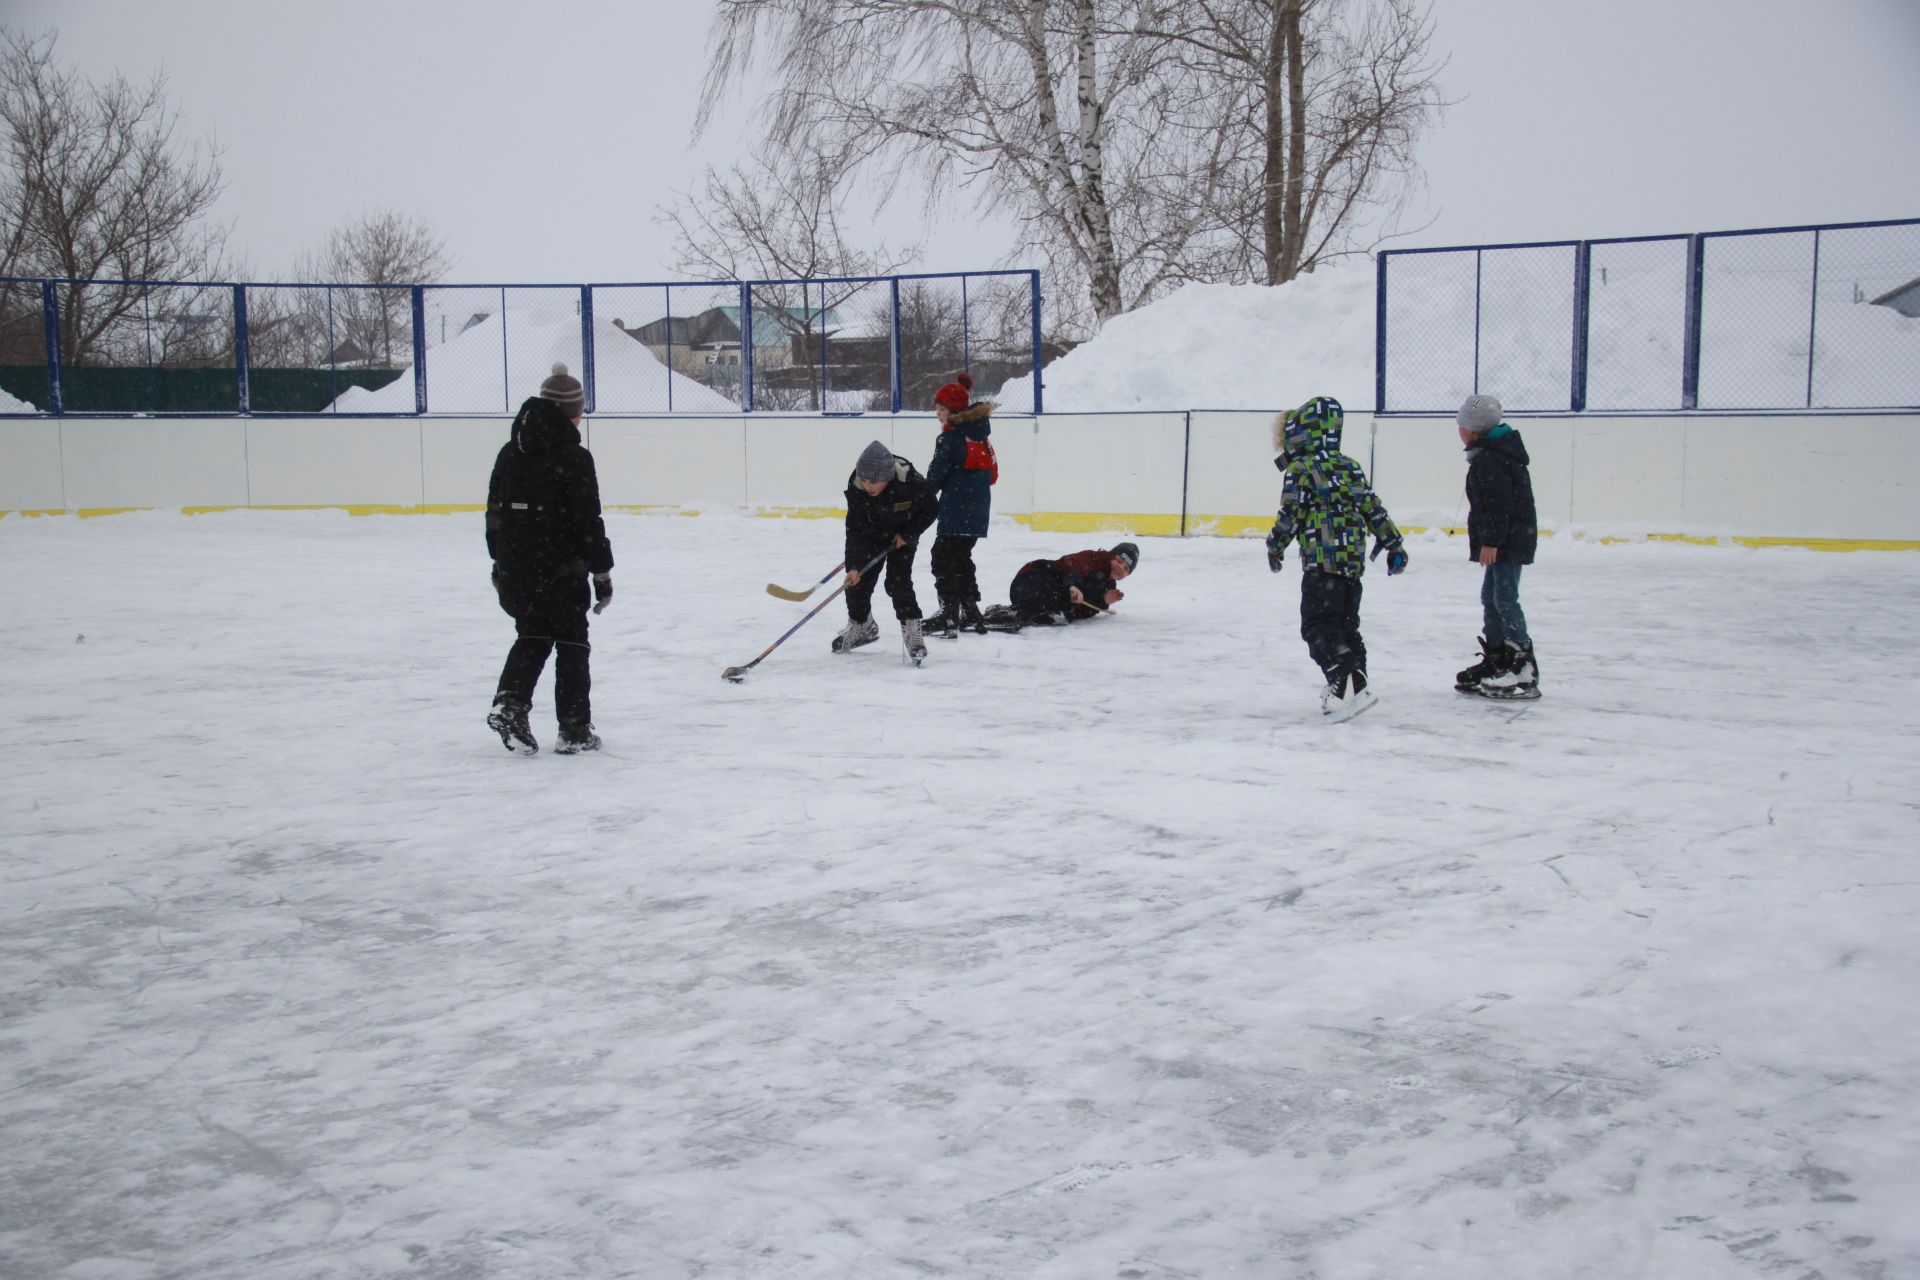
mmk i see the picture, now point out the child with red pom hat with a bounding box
[923,371,998,638]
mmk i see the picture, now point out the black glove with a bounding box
[592,573,613,614]
[1265,533,1285,573]
[1371,539,1409,576]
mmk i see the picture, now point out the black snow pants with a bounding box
[1300,568,1365,684]
[845,539,923,623]
[495,572,592,727]
[931,535,981,605]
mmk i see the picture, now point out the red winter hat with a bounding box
[933,371,973,413]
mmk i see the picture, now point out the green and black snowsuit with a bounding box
[1267,396,1403,686]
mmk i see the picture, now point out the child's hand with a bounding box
[845,569,862,588]
[1478,546,1498,567]
[1104,589,1124,606]
[1265,534,1285,573]
[1068,586,1086,606]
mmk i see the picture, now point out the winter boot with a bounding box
[554,722,602,754]
[959,600,987,635]
[902,617,928,665]
[830,615,881,653]
[1455,637,1502,692]
[1320,670,1379,723]
[1476,644,1541,700]
[925,598,960,640]
[487,696,538,754]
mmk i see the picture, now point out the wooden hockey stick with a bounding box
[766,560,846,601]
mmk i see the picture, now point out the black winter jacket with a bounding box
[1464,427,1537,565]
[487,396,615,585]
[844,456,939,566]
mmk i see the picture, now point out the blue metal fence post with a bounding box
[233,285,251,413]
[411,287,428,414]
[41,281,63,415]
[1570,243,1591,412]
[498,286,511,412]
[1373,254,1389,413]
[1804,228,1821,409]
[1029,270,1043,415]
[1471,249,1483,394]
[579,285,596,416]
[739,282,755,412]
[889,278,903,413]
[664,285,675,413]
[1681,235,1704,410]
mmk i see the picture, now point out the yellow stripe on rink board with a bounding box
[1010,511,1186,537]
[2,503,1916,552]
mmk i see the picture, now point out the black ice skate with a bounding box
[1474,644,1541,700]
[958,601,988,635]
[1455,637,1502,692]
[925,599,960,640]
[830,616,881,653]
[978,604,1025,633]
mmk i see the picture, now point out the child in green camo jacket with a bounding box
[1265,395,1408,720]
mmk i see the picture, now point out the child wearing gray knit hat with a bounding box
[1455,394,1541,700]
[834,440,941,664]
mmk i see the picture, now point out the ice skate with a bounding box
[487,697,538,753]
[554,723,602,754]
[1455,637,1502,692]
[830,615,881,654]
[925,599,960,640]
[958,601,987,635]
[1474,644,1541,700]
[1320,671,1379,723]
[978,604,1025,633]
[902,617,927,666]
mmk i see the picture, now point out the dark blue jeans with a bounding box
[1480,561,1530,650]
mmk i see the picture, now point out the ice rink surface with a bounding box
[3,510,1916,1280]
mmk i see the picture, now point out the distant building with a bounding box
[1868,277,1920,319]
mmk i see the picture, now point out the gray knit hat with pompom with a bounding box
[539,362,585,417]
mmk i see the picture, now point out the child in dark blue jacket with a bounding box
[1454,394,1541,699]
[923,372,997,637]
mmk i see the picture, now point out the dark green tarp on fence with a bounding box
[0,366,407,414]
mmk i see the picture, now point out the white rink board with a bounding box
[3,409,1915,545]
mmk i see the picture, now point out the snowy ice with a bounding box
[3,508,1916,1278]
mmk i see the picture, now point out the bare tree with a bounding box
[702,1,1246,332]
[306,209,450,366]
[1135,0,1446,284]
[0,29,227,364]
[699,0,1444,331]
[657,146,920,409]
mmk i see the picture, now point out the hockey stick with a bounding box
[724,547,890,683]
[766,560,846,601]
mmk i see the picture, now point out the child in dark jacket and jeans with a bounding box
[923,371,997,637]
[485,363,615,754]
[1454,394,1541,699]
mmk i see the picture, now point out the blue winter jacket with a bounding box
[925,401,995,538]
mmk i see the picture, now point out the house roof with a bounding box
[1868,276,1920,318]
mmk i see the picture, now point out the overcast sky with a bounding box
[7,0,1918,284]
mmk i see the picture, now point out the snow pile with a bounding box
[996,261,1377,412]
[995,254,1917,414]
[330,309,739,414]
[0,386,37,414]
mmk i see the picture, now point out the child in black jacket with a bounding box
[1454,394,1541,699]
[834,439,940,663]
[485,364,615,753]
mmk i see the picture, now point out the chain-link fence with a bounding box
[0,270,1043,417]
[1378,218,1920,412]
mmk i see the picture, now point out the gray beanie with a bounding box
[1457,394,1503,433]
[854,439,895,481]
[540,362,586,417]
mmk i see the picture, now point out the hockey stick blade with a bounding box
[766,560,846,602]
